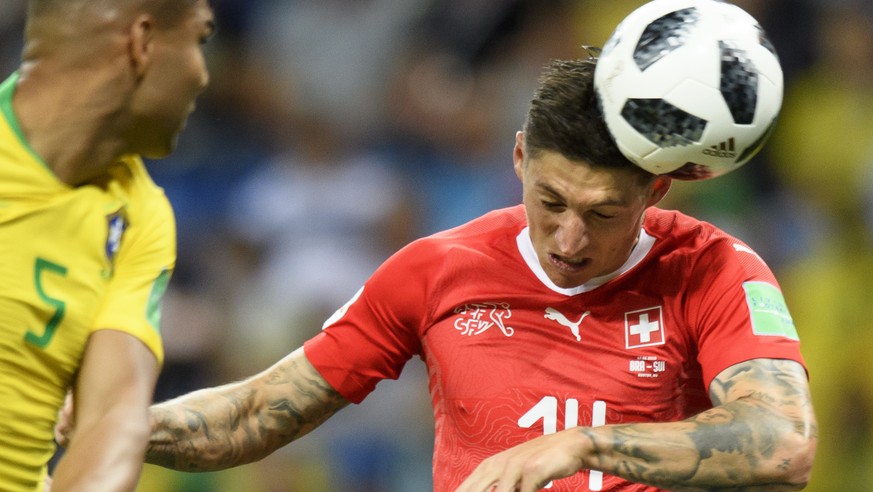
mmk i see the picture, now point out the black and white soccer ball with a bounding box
[594,0,783,180]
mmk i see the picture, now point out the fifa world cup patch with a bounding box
[743,281,799,340]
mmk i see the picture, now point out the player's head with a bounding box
[521,56,650,176]
[514,55,671,289]
[24,0,215,158]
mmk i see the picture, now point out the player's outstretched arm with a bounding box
[456,358,817,492]
[147,347,349,471]
[52,330,160,491]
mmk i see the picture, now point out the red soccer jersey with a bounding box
[304,205,805,491]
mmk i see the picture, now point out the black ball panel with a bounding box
[633,7,700,71]
[621,98,708,148]
[719,40,758,124]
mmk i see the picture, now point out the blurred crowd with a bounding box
[2,0,872,490]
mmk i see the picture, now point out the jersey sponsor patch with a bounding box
[624,306,665,349]
[743,281,799,340]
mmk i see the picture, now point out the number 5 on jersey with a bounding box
[25,257,68,348]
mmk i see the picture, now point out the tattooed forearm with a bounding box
[580,359,817,490]
[146,348,349,471]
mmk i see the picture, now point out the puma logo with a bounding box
[544,307,590,342]
[733,243,765,263]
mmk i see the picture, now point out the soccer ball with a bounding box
[594,0,783,180]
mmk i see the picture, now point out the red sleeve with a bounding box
[688,239,807,389]
[304,239,432,404]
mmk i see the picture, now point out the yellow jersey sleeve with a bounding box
[92,156,175,365]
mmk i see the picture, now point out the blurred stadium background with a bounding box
[2,0,871,490]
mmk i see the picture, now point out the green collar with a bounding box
[0,72,50,169]
[0,72,23,140]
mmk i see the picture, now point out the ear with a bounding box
[128,14,156,79]
[513,131,525,182]
[646,176,672,207]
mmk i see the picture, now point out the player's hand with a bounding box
[54,391,75,448]
[454,428,590,492]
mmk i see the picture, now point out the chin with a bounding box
[548,271,592,289]
[140,139,177,160]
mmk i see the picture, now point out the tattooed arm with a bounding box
[146,347,350,471]
[455,358,817,492]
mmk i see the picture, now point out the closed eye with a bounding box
[541,200,565,212]
[592,211,616,219]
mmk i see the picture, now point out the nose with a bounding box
[554,214,588,256]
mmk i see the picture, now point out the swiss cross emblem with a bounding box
[624,306,665,349]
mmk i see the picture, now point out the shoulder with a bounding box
[645,208,756,255]
[113,156,166,195]
[406,205,526,256]
[113,156,174,221]
[429,205,526,242]
[644,207,774,278]
[644,207,725,244]
[357,206,527,331]
[110,156,176,256]
[373,205,526,282]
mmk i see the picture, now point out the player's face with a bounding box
[514,132,669,289]
[128,0,214,158]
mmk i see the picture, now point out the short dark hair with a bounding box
[523,55,652,179]
[143,0,202,28]
[28,0,201,29]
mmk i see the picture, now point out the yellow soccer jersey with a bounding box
[0,73,175,490]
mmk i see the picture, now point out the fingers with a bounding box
[54,391,74,447]
[454,452,561,491]
[456,473,539,492]
[455,459,527,492]
[456,430,587,491]
[454,459,506,492]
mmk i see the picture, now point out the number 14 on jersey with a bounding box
[518,397,607,490]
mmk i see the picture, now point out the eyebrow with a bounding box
[537,183,565,200]
[537,182,629,207]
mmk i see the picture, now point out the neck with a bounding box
[13,60,132,185]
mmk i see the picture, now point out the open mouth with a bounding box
[549,253,592,273]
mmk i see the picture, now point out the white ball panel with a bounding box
[594,0,784,180]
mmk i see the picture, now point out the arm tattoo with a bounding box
[147,350,349,471]
[580,359,817,490]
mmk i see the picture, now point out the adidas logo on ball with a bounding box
[702,138,737,159]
